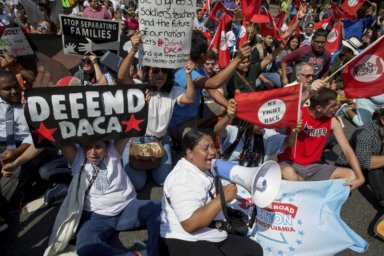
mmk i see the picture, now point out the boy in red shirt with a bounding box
[278,87,365,190]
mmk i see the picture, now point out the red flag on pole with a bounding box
[208,1,231,25]
[314,16,332,30]
[237,15,248,48]
[235,84,301,129]
[331,3,353,19]
[274,11,286,29]
[325,21,342,54]
[341,35,384,98]
[341,0,366,16]
[259,7,282,41]
[209,15,231,69]
[199,0,211,16]
[241,0,263,21]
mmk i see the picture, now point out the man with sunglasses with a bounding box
[73,54,107,86]
[281,28,331,86]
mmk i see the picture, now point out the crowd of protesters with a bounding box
[1,0,384,255]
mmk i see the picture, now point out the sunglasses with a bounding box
[82,58,93,65]
[152,68,168,74]
[300,73,314,79]
[37,23,48,31]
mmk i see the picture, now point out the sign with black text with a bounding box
[24,85,148,147]
[60,15,120,56]
[0,27,34,56]
[139,0,195,68]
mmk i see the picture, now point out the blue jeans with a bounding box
[352,98,384,127]
[122,136,172,190]
[39,157,72,184]
[76,199,161,256]
[255,72,282,89]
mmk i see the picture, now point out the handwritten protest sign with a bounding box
[60,15,120,56]
[0,27,34,56]
[24,85,148,147]
[139,0,195,68]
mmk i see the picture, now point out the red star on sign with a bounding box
[32,122,57,143]
[121,114,145,132]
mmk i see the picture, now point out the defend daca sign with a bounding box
[24,86,148,147]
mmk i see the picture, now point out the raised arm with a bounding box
[194,41,251,89]
[214,99,237,138]
[117,32,140,84]
[179,59,196,105]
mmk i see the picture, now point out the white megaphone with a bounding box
[212,159,282,208]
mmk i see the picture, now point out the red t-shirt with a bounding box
[278,107,332,166]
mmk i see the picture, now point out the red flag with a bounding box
[289,11,301,35]
[235,84,301,129]
[237,15,248,49]
[342,35,384,98]
[314,15,332,30]
[199,0,211,16]
[331,3,353,19]
[241,0,263,21]
[259,7,282,41]
[325,21,342,54]
[274,11,286,29]
[341,0,366,16]
[208,1,231,25]
[209,15,230,69]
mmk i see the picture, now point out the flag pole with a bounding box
[293,84,303,158]
[324,35,384,82]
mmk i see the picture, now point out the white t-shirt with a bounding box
[72,142,136,216]
[145,86,184,137]
[160,158,228,242]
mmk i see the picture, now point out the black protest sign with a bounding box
[24,85,148,148]
[60,15,120,56]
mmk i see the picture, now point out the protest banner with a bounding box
[60,15,120,56]
[234,84,301,129]
[229,180,368,255]
[138,0,195,68]
[0,27,34,56]
[24,85,148,148]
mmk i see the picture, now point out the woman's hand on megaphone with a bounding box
[223,183,237,203]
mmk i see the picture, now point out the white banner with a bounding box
[138,0,196,68]
[230,180,368,255]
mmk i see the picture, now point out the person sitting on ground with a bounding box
[281,28,331,86]
[225,44,283,99]
[45,137,161,256]
[277,87,365,190]
[0,70,43,232]
[160,129,263,256]
[168,31,251,144]
[73,53,107,86]
[117,32,196,191]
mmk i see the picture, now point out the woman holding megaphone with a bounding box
[159,129,263,256]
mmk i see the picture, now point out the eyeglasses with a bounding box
[152,68,168,74]
[306,26,314,29]
[300,73,314,79]
[313,40,326,45]
[37,23,48,31]
[82,58,93,65]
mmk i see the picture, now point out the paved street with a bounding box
[1,118,384,255]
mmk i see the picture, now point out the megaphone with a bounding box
[212,159,282,208]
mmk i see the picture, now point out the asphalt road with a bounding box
[1,117,384,256]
